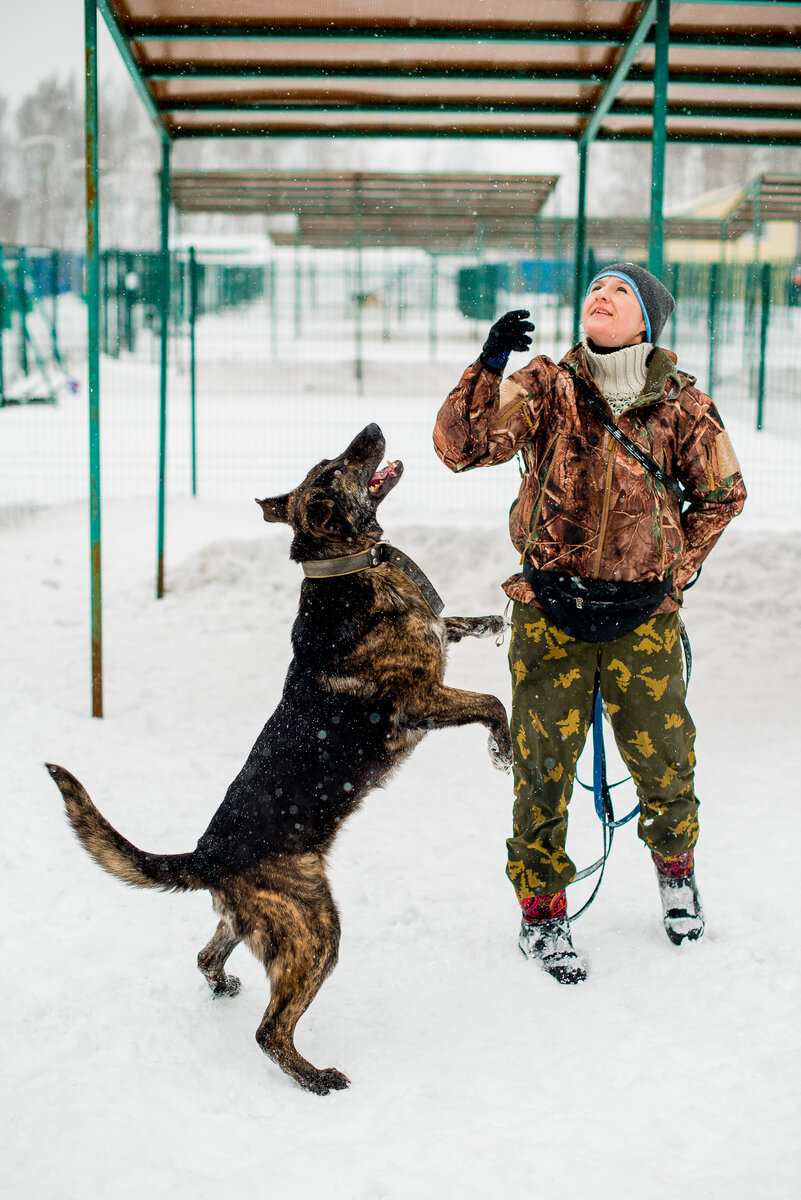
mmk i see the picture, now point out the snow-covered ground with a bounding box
[2,337,800,1198]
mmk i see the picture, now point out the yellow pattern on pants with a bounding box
[506,603,699,899]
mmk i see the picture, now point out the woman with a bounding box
[434,263,746,984]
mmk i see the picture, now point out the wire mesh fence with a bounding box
[2,244,800,517]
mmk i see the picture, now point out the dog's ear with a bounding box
[256,495,290,524]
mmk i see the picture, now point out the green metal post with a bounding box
[109,251,116,355]
[476,221,486,265]
[553,212,563,348]
[752,189,762,260]
[534,216,543,322]
[101,250,109,355]
[156,135,171,599]
[382,252,391,342]
[756,262,771,431]
[293,234,301,339]
[707,261,719,398]
[51,249,59,359]
[189,245,197,496]
[114,249,122,357]
[670,260,679,346]
[354,178,363,389]
[572,142,588,343]
[123,251,135,351]
[269,259,278,358]
[428,253,438,363]
[106,251,114,356]
[572,0,659,336]
[648,0,670,279]
[18,249,29,376]
[85,0,103,717]
[0,244,5,405]
[578,0,657,146]
[749,264,761,391]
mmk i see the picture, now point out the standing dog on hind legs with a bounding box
[47,423,512,1095]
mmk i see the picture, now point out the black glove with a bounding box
[481,309,534,366]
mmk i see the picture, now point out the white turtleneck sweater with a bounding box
[582,339,653,419]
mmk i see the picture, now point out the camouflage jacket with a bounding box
[433,343,746,611]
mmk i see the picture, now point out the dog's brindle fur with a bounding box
[47,423,512,1095]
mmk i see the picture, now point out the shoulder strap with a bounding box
[568,369,686,504]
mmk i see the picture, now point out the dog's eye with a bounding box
[332,470,342,479]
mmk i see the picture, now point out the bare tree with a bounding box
[0,94,22,242]
[16,77,84,248]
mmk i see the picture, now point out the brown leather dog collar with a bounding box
[301,541,445,616]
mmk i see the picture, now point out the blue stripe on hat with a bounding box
[586,271,651,342]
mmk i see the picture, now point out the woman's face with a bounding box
[582,276,647,348]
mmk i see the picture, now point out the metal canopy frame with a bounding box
[83,0,801,715]
[102,1,801,147]
[722,173,801,239]
[170,169,561,249]
[168,168,737,251]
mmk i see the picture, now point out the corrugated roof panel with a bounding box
[97,2,801,145]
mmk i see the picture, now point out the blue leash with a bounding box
[591,621,693,830]
[592,689,640,829]
[569,619,693,919]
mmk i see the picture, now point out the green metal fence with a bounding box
[2,244,800,516]
[0,245,84,406]
[666,259,800,435]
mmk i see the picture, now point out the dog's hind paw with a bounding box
[211,975,242,998]
[488,735,513,773]
[308,1067,351,1096]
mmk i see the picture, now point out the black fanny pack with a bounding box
[522,564,672,643]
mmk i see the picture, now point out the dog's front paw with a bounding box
[488,614,510,637]
[475,615,509,639]
[308,1067,351,1096]
[445,615,510,643]
[488,733,513,773]
[211,975,242,998]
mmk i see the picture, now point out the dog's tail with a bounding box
[45,764,206,893]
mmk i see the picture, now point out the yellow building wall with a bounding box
[666,223,799,265]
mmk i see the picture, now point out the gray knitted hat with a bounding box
[586,263,675,343]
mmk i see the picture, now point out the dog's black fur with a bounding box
[47,423,512,1094]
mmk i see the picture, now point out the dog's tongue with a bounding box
[369,460,401,493]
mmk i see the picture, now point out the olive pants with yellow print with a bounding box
[506,602,699,900]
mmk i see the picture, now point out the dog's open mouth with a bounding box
[368,459,403,501]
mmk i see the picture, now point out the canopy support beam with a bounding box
[573,143,588,343]
[649,0,671,278]
[85,0,103,718]
[156,135,171,599]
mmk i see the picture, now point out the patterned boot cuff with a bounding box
[519,890,568,924]
[652,847,695,879]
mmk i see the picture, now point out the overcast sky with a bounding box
[3,1,579,186]
[4,0,129,109]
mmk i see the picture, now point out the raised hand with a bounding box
[481,309,535,365]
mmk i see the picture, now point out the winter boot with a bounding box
[518,891,587,985]
[652,849,704,945]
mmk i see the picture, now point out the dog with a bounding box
[47,423,512,1095]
